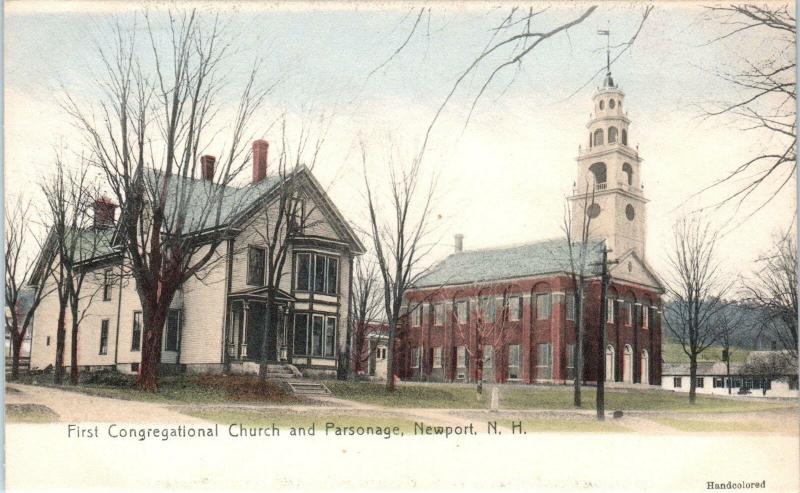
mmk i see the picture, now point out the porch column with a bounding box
[241,301,249,359]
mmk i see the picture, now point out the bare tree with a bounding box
[349,256,385,377]
[41,158,107,385]
[4,198,50,380]
[739,351,796,396]
[245,122,325,383]
[744,231,797,358]
[563,183,599,408]
[698,5,796,213]
[664,216,733,404]
[362,147,437,392]
[450,285,518,395]
[715,302,746,395]
[63,11,271,391]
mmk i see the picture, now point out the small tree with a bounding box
[4,198,50,380]
[664,216,733,404]
[362,147,437,392]
[715,302,746,395]
[739,352,796,396]
[349,257,385,378]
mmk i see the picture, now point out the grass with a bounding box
[5,403,59,423]
[10,372,299,405]
[182,408,416,434]
[326,381,793,413]
[654,418,766,433]
[662,342,750,364]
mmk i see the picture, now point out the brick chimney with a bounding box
[200,155,216,181]
[252,139,269,183]
[93,197,116,229]
[454,234,464,253]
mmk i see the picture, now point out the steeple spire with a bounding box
[598,26,615,88]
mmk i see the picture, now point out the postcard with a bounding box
[3,1,798,492]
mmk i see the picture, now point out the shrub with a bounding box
[195,374,296,402]
[80,369,135,387]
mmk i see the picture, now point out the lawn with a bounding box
[182,408,416,434]
[10,373,299,405]
[326,381,793,413]
[661,342,750,364]
[6,403,59,423]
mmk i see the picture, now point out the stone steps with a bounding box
[287,381,331,395]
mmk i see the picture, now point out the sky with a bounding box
[4,1,796,282]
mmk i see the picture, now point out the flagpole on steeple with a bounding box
[597,24,613,87]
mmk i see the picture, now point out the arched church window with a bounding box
[622,162,633,185]
[593,129,604,146]
[589,162,607,186]
[609,99,616,109]
[589,132,593,148]
[622,129,628,146]
[608,127,618,144]
[599,100,605,110]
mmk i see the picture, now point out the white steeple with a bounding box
[569,63,648,260]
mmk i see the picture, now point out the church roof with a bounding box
[413,238,605,288]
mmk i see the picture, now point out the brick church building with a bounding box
[397,68,664,386]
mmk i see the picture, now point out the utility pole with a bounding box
[592,243,617,421]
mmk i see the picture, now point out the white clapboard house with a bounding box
[28,142,365,377]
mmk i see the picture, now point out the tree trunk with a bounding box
[54,301,68,385]
[386,321,397,392]
[10,332,23,381]
[574,285,584,408]
[689,355,697,404]
[259,298,274,384]
[69,304,80,385]
[726,358,731,395]
[137,308,167,392]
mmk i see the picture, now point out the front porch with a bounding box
[225,287,294,366]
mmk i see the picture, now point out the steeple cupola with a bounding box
[569,60,649,260]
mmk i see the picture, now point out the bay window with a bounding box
[293,313,337,358]
[296,253,339,295]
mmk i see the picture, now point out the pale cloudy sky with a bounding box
[4,1,796,280]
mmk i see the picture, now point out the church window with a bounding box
[587,203,601,219]
[608,127,618,144]
[622,163,633,185]
[609,99,616,109]
[593,129,604,146]
[626,204,635,221]
[589,162,607,185]
[622,129,628,145]
[599,100,605,110]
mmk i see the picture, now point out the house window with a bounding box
[566,343,575,380]
[131,311,142,351]
[536,343,552,379]
[642,306,649,329]
[102,269,113,301]
[433,304,444,326]
[296,253,339,295]
[713,377,725,388]
[508,296,522,322]
[607,298,615,323]
[696,377,704,388]
[288,198,305,233]
[483,345,494,369]
[311,315,324,357]
[536,293,551,320]
[46,336,51,346]
[433,347,443,368]
[411,305,422,327]
[673,377,682,388]
[326,258,338,295]
[456,301,468,322]
[99,319,109,355]
[313,255,326,293]
[625,301,633,325]
[325,316,336,357]
[165,309,182,352]
[508,344,521,379]
[412,347,422,368]
[481,297,496,323]
[247,246,266,286]
[296,254,311,291]
[293,313,309,355]
[566,292,576,321]
[456,346,467,369]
